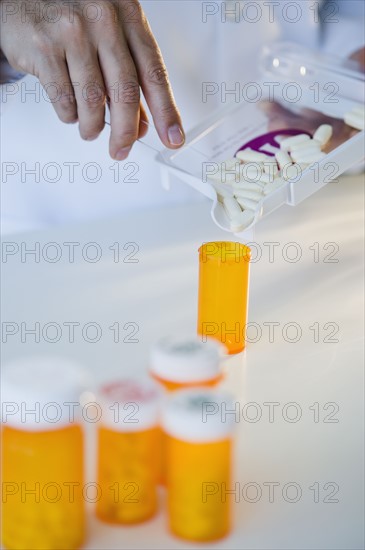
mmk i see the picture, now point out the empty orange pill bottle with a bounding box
[198,241,251,354]
[1,357,87,550]
[96,378,162,525]
[162,388,236,543]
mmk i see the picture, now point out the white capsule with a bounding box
[263,159,279,178]
[209,171,238,184]
[290,144,322,163]
[291,151,327,164]
[230,210,255,232]
[290,139,321,152]
[234,189,262,201]
[258,173,274,185]
[232,181,263,193]
[240,163,265,181]
[344,112,364,131]
[313,124,333,147]
[223,197,242,220]
[280,134,310,151]
[236,148,271,163]
[282,164,307,181]
[350,105,365,117]
[210,182,234,201]
[221,158,242,170]
[263,178,287,196]
[236,197,259,211]
[275,150,292,170]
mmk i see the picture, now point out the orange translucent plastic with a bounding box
[151,372,223,392]
[166,435,232,542]
[198,241,251,354]
[96,426,159,524]
[151,374,223,485]
[1,425,85,550]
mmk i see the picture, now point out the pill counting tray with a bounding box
[154,43,365,237]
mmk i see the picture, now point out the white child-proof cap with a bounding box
[150,335,224,384]
[1,356,89,431]
[98,377,162,432]
[161,388,236,443]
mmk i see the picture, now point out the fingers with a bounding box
[37,54,78,124]
[98,35,141,160]
[138,103,149,139]
[66,43,106,141]
[121,4,185,149]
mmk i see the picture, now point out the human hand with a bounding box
[0,0,185,159]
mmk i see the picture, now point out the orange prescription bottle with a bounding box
[150,335,224,391]
[162,388,236,543]
[1,357,87,550]
[96,378,162,524]
[198,241,251,354]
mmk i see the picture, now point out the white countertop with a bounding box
[1,174,364,549]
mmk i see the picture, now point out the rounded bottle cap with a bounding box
[161,388,236,443]
[98,377,162,432]
[150,335,224,384]
[1,356,89,431]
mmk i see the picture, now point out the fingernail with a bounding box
[168,124,185,146]
[115,146,132,161]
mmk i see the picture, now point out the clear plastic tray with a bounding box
[154,42,365,237]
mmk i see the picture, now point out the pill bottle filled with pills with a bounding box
[150,335,224,391]
[198,241,251,354]
[1,357,87,550]
[96,378,162,524]
[162,388,236,543]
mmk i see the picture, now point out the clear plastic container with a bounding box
[162,388,236,543]
[154,42,365,238]
[1,357,87,550]
[96,378,162,524]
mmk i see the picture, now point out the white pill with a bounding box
[240,163,265,180]
[232,181,263,193]
[210,182,234,200]
[236,197,259,211]
[236,148,271,163]
[209,171,237,184]
[234,189,262,201]
[290,139,321,152]
[221,158,242,170]
[258,173,274,185]
[263,159,279,178]
[291,151,327,164]
[344,113,364,131]
[275,150,292,170]
[282,164,307,181]
[230,210,255,232]
[263,178,286,195]
[280,134,310,151]
[290,144,322,163]
[351,105,365,117]
[313,124,333,147]
[223,197,242,220]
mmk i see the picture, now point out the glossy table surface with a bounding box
[1,174,364,549]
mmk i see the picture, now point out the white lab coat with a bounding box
[1,0,364,233]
